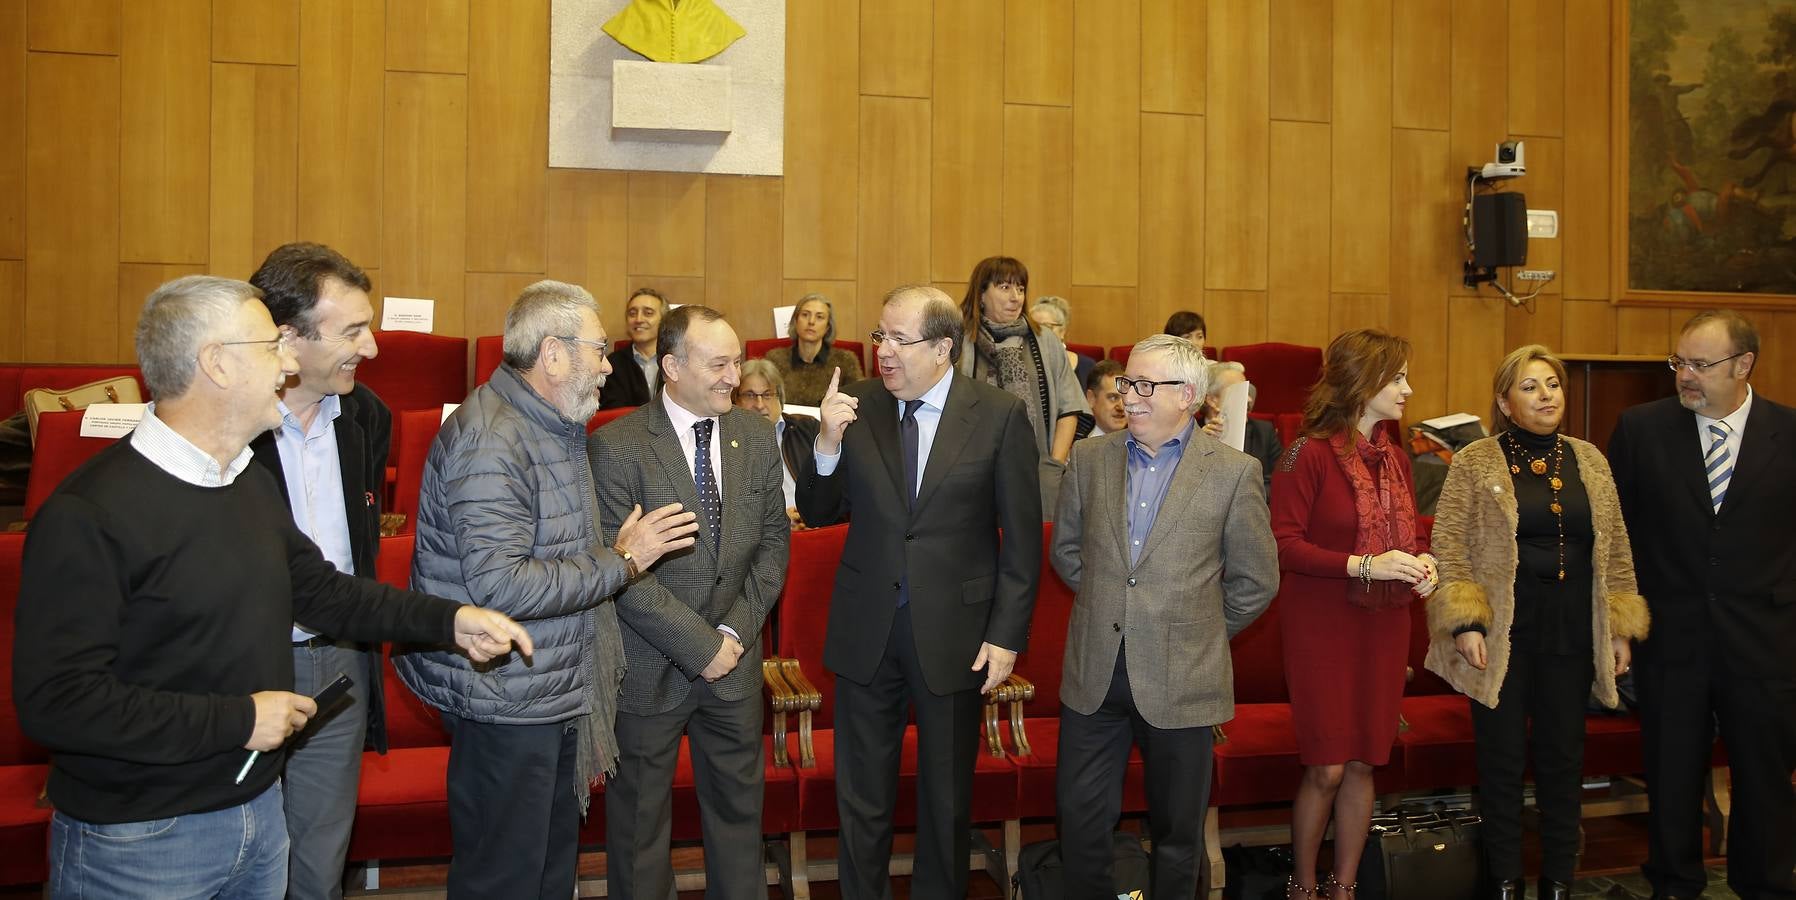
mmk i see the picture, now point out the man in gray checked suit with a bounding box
[589,306,790,900]
[1051,334,1280,898]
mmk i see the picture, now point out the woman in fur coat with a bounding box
[1426,344,1651,900]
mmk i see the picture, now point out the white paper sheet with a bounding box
[772,305,796,338]
[79,403,148,438]
[381,297,436,333]
[1219,382,1251,451]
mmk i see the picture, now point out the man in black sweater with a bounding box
[11,275,532,900]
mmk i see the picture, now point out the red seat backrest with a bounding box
[356,332,469,412]
[1015,523,1075,717]
[1229,593,1291,704]
[745,338,868,373]
[1220,342,1323,416]
[372,533,448,747]
[390,408,446,531]
[774,523,849,728]
[1064,342,1104,363]
[24,410,120,519]
[473,335,503,386]
[587,405,635,434]
[0,533,49,765]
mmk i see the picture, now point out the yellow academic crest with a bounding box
[603,0,746,64]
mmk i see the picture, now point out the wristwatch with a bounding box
[614,545,640,580]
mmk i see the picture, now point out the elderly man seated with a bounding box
[1198,360,1282,493]
[735,357,835,529]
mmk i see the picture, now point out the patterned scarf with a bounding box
[1329,428,1418,610]
[974,318,1048,452]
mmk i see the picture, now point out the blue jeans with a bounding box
[49,780,289,900]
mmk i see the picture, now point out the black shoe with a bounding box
[1492,879,1524,900]
[1538,878,1571,900]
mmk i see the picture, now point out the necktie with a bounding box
[900,399,923,510]
[693,419,721,549]
[1705,421,1732,513]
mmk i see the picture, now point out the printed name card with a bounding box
[80,403,149,438]
[771,305,796,338]
[381,297,436,333]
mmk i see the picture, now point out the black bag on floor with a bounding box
[1354,805,1482,900]
[1013,832,1151,899]
[1221,843,1295,900]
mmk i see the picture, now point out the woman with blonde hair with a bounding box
[1270,329,1437,899]
[1425,344,1648,900]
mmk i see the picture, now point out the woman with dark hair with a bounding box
[766,292,863,406]
[956,256,1087,512]
[1426,345,1647,900]
[1163,310,1207,350]
[1270,329,1437,900]
[600,287,666,409]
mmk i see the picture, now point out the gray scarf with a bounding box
[975,318,1049,452]
[573,603,625,814]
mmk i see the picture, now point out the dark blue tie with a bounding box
[897,399,922,607]
[693,419,721,550]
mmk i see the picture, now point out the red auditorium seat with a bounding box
[587,405,634,433]
[744,338,868,373]
[355,331,469,413]
[0,533,52,886]
[23,410,122,520]
[1220,343,1323,416]
[1064,342,1104,363]
[473,335,503,385]
[389,409,446,533]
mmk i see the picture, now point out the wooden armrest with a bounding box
[777,658,820,768]
[762,658,794,768]
[981,683,1006,758]
[1001,674,1035,757]
[1212,724,1228,746]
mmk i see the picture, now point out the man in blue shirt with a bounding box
[248,243,387,900]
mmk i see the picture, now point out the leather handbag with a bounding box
[22,377,142,444]
[1355,805,1482,900]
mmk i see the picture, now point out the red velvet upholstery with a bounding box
[356,332,469,412]
[1,364,146,420]
[776,525,849,727]
[587,405,634,434]
[1064,342,1104,362]
[473,335,503,385]
[1219,343,1323,416]
[0,533,50,885]
[1107,345,1131,365]
[0,369,17,421]
[744,338,868,373]
[1249,411,1304,446]
[23,410,120,519]
[0,535,42,768]
[390,409,445,532]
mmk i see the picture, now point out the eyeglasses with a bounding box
[218,334,292,353]
[1115,376,1186,398]
[870,330,933,347]
[738,390,779,402]
[1666,351,1745,373]
[557,335,610,356]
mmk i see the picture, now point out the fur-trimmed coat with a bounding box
[1424,434,1650,709]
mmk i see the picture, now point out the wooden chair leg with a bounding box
[769,832,810,900]
[1206,806,1225,900]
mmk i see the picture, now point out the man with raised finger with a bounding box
[796,284,1042,899]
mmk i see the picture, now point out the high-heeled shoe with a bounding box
[1538,877,1572,900]
[1492,878,1525,900]
[1285,875,1320,899]
[1321,873,1357,899]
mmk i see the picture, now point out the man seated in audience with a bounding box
[1075,359,1127,442]
[1199,360,1281,494]
[12,275,534,900]
[735,357,832,529]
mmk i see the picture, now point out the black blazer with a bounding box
[249,382,395,751]
[1243,417,1283,495]
[600,346,653,409]
[1609,393,1796,678]
[795,373,1042,694]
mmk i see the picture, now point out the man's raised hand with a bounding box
[816,367,859,455]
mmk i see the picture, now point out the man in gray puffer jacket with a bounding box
[395,280,698,900]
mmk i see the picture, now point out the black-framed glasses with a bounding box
[557,335,610,356]
[870,330,932,347]
[1667,351,1745,373]
[1115,376,1185,398]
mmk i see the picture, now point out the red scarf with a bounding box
[1329,429,1418,610]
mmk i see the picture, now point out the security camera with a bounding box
[1481,140,1526,180]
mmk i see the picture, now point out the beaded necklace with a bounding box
[1501,430,1567,581]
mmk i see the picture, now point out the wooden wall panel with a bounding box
[782,279,860,346]
[859,0,929,98]
[212,0,298,65]
[1447,295,1507,424]
[783,0,857,280]
[120,0,209,265]
[1507,0,1564,138]
[1139,113,1203,337]
[1506,294,1563,354]
[382,71,466,335]
[1392,0,1449,131]
[0,3,27,260]
[544,168,629,330]
[210,63,298,281]
[857,96,931,323]
[705,176,784,324]
[1205,290,1269,346]
[1141,0,1204,115]
[1560,299,1617,355]
[1071,0,1140,287]
[466,0,546,273]
[1330,293,1390,336]
[929,0,1002,283]
[0,260,22,360]
[26,53,119,364]
[1562,0,1609,299]
[1518,137,1564,291]
[1268,120,1331,349]
[1449,0,1508,297]
[117,263,203,357]
[464,271,541,340]
[1205,0,1269,291]
[387,0,466,74]
[1065,286,1139,351]
[297,0,385,268]
[1270,0,1329,123]
[1391,128,1454,423]
[1615,307,1671,355]
[1330,0,1391,294]
[625,275,704,327]
[626,172,707,277]
[27,0,118,54]
[1001,104,1073,297]
[1006,0,1071,106]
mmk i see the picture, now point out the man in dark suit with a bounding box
[1609,309,1796,900]
[797,284,1042,898]
[590,306,790,900]
[600,287,666,409]
[247,242,390,899]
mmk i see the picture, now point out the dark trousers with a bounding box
[833,605,983,900]
[606,678,766,900]
[443,715,581,900]
[1469,648,1593,883]
[1056,645,1216,900]
[1638,649,1796,900]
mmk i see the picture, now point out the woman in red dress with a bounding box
[1270,329,1438,899]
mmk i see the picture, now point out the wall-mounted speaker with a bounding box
[1471,193,1528,269]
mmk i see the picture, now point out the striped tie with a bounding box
[1705,421,1732,513]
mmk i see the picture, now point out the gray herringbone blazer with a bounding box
[589,400,791,715]
[1050,428,1280,730]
